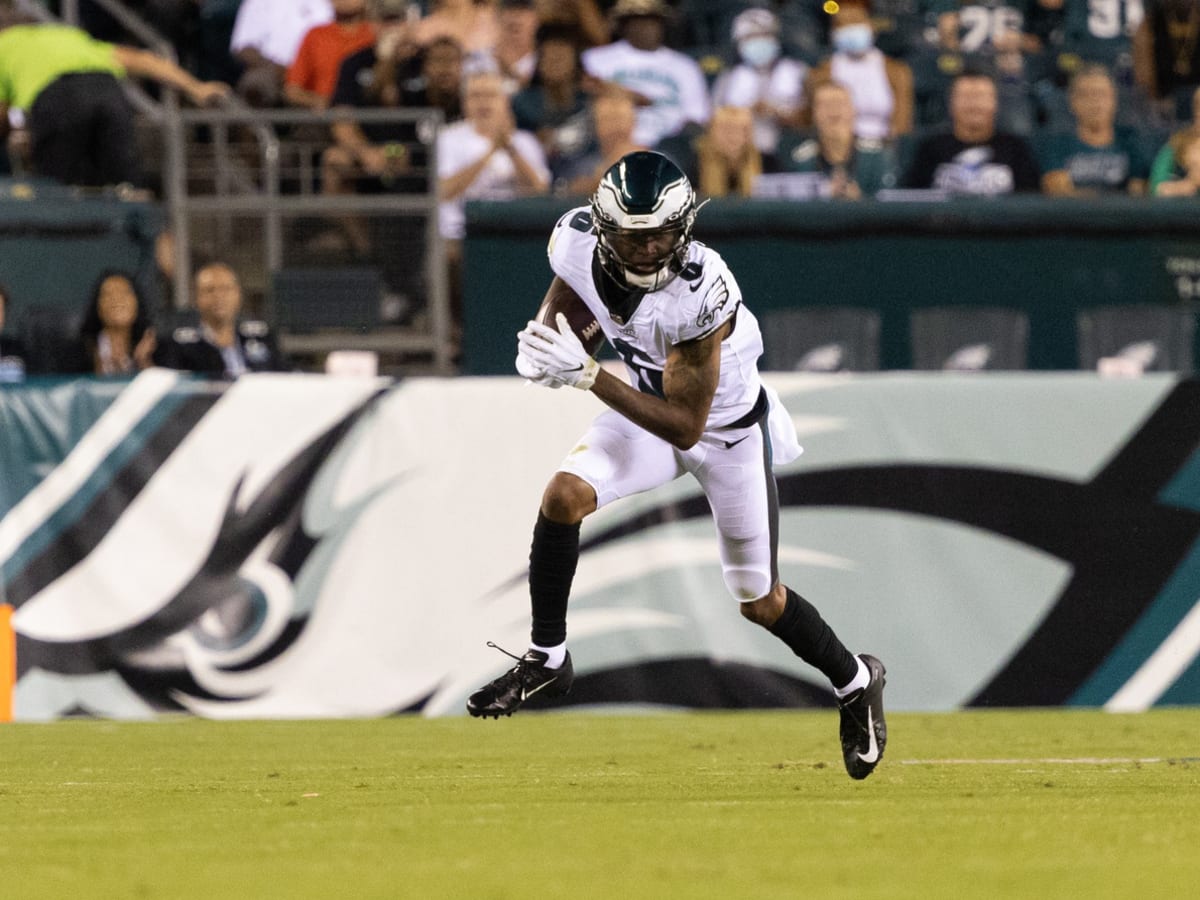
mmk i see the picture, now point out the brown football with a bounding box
[535,277,605,357]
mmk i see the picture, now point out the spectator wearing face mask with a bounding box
[803,0,913,140]
[710,7,808,156]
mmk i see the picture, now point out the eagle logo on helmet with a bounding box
[591,150,701,292]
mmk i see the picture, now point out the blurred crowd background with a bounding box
[1,0,1199,379]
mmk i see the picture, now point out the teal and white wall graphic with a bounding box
[1,371,1197,719]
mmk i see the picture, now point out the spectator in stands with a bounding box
[1134,0,1200,123]
[414,0,501,58]
[710,6,809,156]
[0,282,27,383]
[155,262,288,378]
[0,17,230,189]
[438,68,550,329]
[779,79,900,199]
[347,5,459,111]
[931,0,1050,61]
[580,0,711,147]
[661,104,780,198]
[284,0,378,111]
[1149,85,1200,193]
[928,0,1052,136]
[230,0,334,107]
[321,34,465,255]
[316,29,465,320]
[512,24,592,182]
[496,0,540,90]
[903,69,1041,193]
[803,0,914,140]
[1060,0,1147,110]
[77,270,157,376]
[555,89,646,195]
[1039,64,1150,195]
[532,0,609,48]
[1154,130,1200,195]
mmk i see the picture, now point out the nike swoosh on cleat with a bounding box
[520,676,557,702]
[857,706,880,764]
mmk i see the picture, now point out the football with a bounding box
[535,278,605,357]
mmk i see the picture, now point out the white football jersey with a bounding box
[546,207,764,429]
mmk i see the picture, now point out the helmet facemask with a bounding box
[595,221,691,291]
[591,151,699,292]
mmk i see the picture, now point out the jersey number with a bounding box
[571,208,664,396]
[959,5,1023,53]
[611,338,665,398]
[1087,0,1142,39]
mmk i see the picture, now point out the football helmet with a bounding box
[591,150,699,291]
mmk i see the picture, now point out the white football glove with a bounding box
[515,344,564,388]
[517,314,600,391]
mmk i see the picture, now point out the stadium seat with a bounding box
[761,306,882,372]
[18,304,85,375]
[271,266,385,334]
[1076,304,1196,373]
[909,306,1029,371]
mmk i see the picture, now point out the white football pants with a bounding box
[557,386,801,602]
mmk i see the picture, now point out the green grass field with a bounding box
[1,710,1197,899]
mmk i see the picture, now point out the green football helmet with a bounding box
[591,150,699,291]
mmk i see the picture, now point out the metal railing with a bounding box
[15,0,455,374]
[159,106,452,374]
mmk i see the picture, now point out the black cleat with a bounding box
[466,643,574,718]
[837,654,887,780]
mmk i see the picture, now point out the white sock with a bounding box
[833,655,869,699]
[530,641,567,669]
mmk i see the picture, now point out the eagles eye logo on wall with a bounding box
[2,371,1199,720]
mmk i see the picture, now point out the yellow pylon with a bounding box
[0,604,14,722]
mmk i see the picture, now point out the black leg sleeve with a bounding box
[769,587,859,687]
[528,511,580,647]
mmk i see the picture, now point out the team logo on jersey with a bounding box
[696,276,731,328]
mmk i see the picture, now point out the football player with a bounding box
[467,151,887,780]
